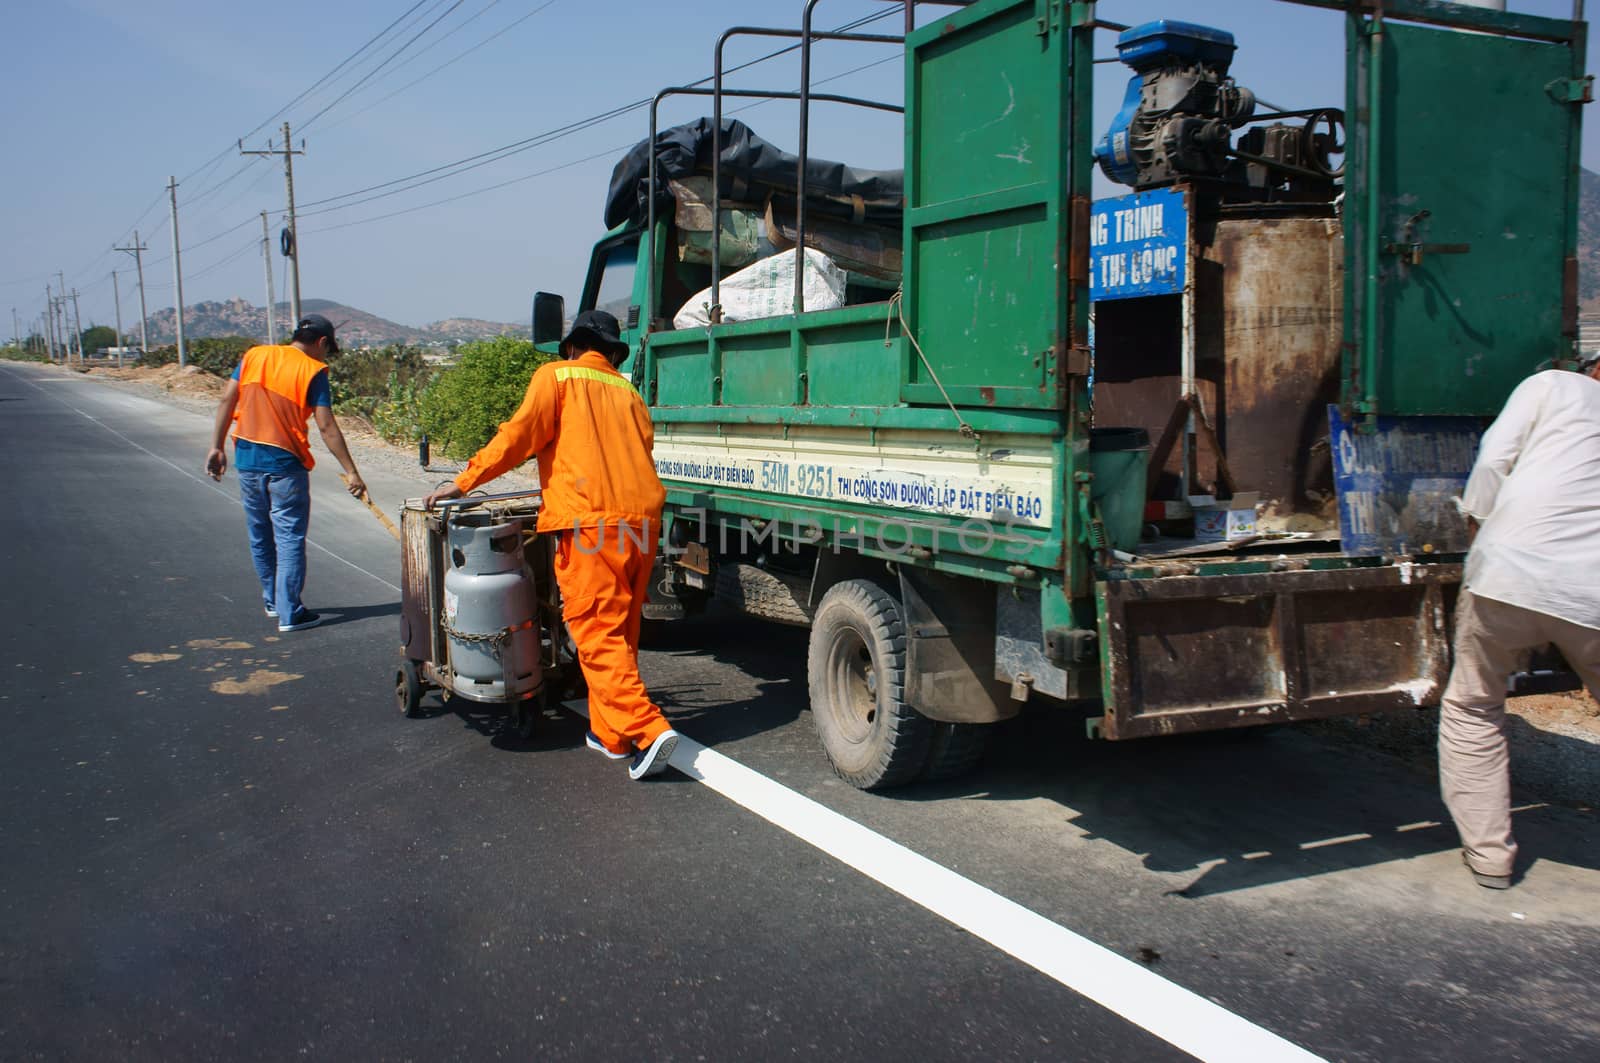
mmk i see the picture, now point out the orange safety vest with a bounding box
[233,344,328,470]
[455,350,665,532]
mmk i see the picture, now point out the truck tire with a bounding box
[807,579,932,790]
[921,722,990,782]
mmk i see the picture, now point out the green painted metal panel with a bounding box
[804,319,901,407]
[909,205,1054,399]
[1349,20,1581,417]
[902,0,1067,411]
[720,332,796,407]
[653,344,714,407]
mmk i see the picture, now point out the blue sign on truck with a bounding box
[1089,187,1188,301]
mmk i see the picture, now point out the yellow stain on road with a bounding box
[210,669,302,696]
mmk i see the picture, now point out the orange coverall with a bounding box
[454,351,669,754]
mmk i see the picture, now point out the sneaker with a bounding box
[628,729,680,780]
[277,609,322,633]
[1463,851,1511,890]
[585,731,628,761]
[264,606,278,619]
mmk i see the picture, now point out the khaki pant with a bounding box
[1440,592,1600,877]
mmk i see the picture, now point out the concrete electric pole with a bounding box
[241,122,305,326]
[168,176,186,367]
[112,271,125,368]
[43,286,55,361]
[12,307,20,353]
[260,211,277,344]
[114,231,150,356]
[70,288,83,364]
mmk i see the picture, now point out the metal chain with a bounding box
[440,614,512,654]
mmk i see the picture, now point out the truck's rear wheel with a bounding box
[807,579,932,790]
[921,721,990,782]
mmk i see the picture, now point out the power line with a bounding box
[322,0,557,132]
[300,50,905,236]
[302,144,628,234]
[294,6,898,219]
[298,0,471,133]
[236,0,433,145]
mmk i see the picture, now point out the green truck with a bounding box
[531,0,1590,788]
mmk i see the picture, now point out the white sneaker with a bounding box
[628,729,679,780]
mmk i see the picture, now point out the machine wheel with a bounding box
[396,659,425,718]
[507,699,537,740]
[806,579,932,790]
[921,722,991,783]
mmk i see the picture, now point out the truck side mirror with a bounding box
[532,292,566,345]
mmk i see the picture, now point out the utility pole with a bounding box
[53,289,70,363]
[70,288,83,364]
[241,122,305,325]
[55,271,73,362]
[112,271,125,368]
[260,211,277,344]
[11,307,19,353]
[167,176,186,367]
[115,231,150,355]
[43,286,55,361]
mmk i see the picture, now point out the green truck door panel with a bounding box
[902,0,1066,409]
[1352,22,1579,416]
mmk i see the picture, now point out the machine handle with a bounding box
[432,489,544,511]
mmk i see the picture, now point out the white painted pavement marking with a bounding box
[562,695,1324,1063]
[1,364,400,593]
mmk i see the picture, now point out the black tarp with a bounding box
[603,117,904,231]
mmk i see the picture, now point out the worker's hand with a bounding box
[424,483,464,510]
[343,473,367,498]
[205,448,227,481]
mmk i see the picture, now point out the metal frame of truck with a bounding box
[533,0,1590,788]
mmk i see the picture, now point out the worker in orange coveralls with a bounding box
[424,310,679,779]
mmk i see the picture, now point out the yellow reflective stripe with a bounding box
[555,364,639,397]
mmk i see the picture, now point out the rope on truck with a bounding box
[885,288,981,443]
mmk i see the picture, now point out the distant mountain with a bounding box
[1580,167,1600,314]
[141,297,524,348]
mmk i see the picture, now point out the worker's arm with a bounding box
[205,379,241,480]
[428,369,558,509]
[1461,374,1546,522]
[313,406,367,498]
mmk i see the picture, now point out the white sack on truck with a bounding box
[673,247,847,330]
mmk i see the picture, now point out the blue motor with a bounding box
[1094,20,1256,189]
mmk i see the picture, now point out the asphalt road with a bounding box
[1,360,1597,1062]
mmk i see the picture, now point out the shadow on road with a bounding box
[317,601,401,628]
[645,612,1600,897]
[908,706,1600,896]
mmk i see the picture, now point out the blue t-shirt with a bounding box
[232,362,332,473]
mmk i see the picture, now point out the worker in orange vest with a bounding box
[205,313,367,632]
[424,310,679,779]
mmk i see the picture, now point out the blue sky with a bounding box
[1,0,1593,336]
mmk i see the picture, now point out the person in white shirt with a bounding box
[1443,350,1600,889]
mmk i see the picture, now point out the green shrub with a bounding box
[328,344,430,413]
[188,336,257,377]
[143,344,178,367]
[419,336,553,458]
[0,344,48,363]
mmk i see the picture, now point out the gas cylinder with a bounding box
[442,512,542,703]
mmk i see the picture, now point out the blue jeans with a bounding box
[238,468,311,619]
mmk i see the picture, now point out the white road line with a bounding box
[668,737,1324,1063]
[2,364,400,593]
[558,687,1323,1062]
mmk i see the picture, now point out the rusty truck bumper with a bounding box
[1096,560,1460,740]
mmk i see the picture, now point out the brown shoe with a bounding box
[1463,851,1512,890]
